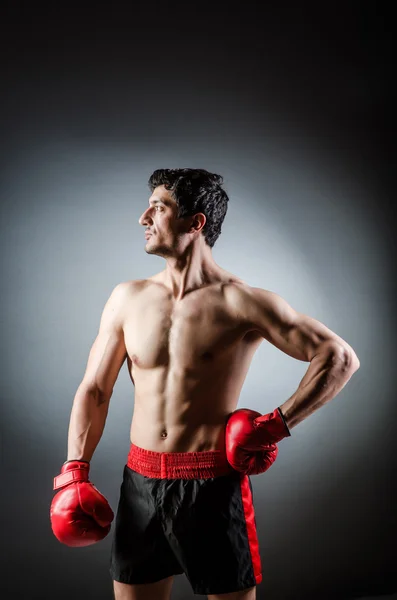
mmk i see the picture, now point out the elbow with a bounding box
[95,385,113,405]
[331,344,360,373]
[350,352,360,372]
[343,347,360,373]
[79,381,112,405]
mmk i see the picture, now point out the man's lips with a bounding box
[145,232,153,238]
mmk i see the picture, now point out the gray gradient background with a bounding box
[1,3,396,600]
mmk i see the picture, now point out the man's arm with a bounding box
[66,282,129,461]
[244,287,360,430]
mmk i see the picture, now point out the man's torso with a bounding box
[120,270,264,452]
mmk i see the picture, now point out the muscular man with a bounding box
[50,168,360,600]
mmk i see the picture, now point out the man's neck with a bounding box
[162,255,223,301]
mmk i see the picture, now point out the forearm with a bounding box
[66,384,110,462]
[279,348,359,430]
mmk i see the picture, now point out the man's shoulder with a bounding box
[109,279,138,294]
[111,276,166,302]
[225,279,275,302]
[224,280,281,320]
[113,277,156,292]
[105,280,154,323]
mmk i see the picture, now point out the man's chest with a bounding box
[122,291,250,370]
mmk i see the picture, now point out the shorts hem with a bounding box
[190,576,260,595]
[109,568,184,586]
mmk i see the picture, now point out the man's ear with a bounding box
[190,212,206,233]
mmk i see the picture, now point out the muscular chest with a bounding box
[123,290,248,370]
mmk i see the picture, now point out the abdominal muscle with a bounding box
[128,337,263,453]
[130,399,229,453]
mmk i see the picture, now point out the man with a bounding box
[50,168,360,600]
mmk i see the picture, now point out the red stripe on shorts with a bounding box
[240,475,262,584]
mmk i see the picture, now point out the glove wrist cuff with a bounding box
[254,407,291,443]
[277,407,291,437]
[53,461,90,490]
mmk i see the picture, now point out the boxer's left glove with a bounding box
[226,407,291,475]
[50,460,114,547]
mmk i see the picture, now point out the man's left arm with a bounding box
[247,287,360,430]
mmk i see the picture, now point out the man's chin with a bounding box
[145,243,162,256]
[145,243,172,258]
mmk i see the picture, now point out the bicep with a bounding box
[249,288,354,362]
[80,283,128,398]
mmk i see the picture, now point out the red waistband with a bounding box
[126,443,234,479]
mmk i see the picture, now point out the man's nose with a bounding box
[138,208,153,227]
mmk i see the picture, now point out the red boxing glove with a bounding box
[50,460,114,547]
[226,407,291,475]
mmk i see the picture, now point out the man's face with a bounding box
[139,185,188,258]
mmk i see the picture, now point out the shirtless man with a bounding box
[50,168,360,600]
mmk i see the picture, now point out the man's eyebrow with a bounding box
[149,198,170,206]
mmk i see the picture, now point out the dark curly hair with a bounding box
[148,168,229,248]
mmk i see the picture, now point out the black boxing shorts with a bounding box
[109,443,262,596]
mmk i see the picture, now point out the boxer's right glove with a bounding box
[50,460,114,547]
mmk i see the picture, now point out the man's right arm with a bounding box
[66,282,129,462]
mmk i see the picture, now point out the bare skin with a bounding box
[66,184,360,600]
[126,270,264,452]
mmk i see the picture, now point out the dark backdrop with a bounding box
[1,2,396,599]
